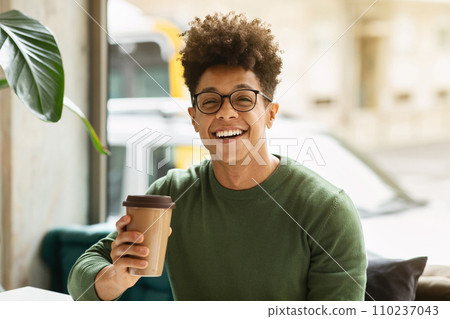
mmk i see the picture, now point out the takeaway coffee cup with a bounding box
[122,195,175,277]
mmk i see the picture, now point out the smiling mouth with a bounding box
[214,129,247,139]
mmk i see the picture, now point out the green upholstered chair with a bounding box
[40,224,173,301]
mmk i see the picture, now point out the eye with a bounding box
[237,96,252,102]
[233,92,254,106]
[198,93,220,109]
[236,94,252,101]
[203,99,219,105]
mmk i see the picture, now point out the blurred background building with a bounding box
[119,0,450,151]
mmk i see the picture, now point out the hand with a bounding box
[95,215,172,300]
[107,214,150,289]
[109,215,173,289]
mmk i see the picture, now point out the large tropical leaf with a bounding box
[0,10,64,122]
[63,97,110,156]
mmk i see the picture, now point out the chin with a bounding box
[219,151,252,166]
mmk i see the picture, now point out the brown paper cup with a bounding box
[122,195,175,277]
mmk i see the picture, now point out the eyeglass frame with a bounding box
[192,88,273,114]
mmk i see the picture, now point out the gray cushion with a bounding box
[365,256,428,301]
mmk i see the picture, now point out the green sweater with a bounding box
[68,156,367,300]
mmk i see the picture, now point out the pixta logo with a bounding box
[126,128,172,175]
[190,137,326,166]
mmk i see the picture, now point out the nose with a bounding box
[216,97,238,120]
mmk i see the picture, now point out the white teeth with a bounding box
[216,129,244,138]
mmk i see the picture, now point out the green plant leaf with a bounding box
[0,10,64,122]
[63,97,110,156]
[0,77,8,89]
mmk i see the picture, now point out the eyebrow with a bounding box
[198,83,254,93]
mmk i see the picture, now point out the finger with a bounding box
[114,256,148,269]
[115,215,132,234]
[169,227,172,237]
[111,244,149,261]
[114,231,145,247]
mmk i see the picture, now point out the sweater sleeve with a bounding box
[67,231,118,301]
[306,190,367,301]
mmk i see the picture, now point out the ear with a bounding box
[265,103,279,129]
[188,107,199,132]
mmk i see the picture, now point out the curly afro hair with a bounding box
[180,12,282,100]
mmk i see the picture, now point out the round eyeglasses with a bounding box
[192,89,272,114]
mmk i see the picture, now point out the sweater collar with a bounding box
[206,155,293,200]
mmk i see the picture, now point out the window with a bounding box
[107,38,176,218]
[108,41,170,99]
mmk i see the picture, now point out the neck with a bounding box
[211,150,280,190]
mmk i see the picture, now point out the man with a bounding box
[68,12,366,301]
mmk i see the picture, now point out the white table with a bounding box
[0,286,72,301]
